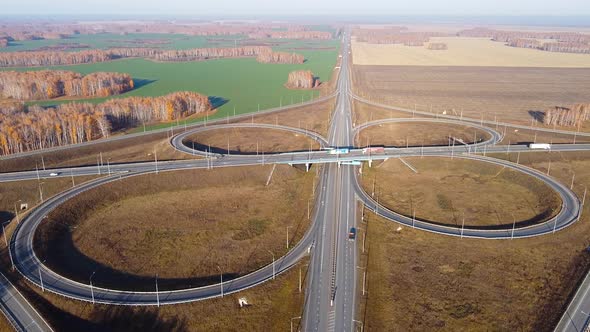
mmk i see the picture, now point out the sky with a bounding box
[2,0,590,16]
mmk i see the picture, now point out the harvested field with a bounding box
[360,157,561,227]
[356,122,489,148]
[360,151,590,331]
[352,65,590,130]
[352,37,590,67]
[184,127,320,154]
[34,165,315,291]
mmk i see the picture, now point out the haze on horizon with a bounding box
[2,0,590,17]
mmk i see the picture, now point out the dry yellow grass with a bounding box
[352,37,590,67]
[361,151,590,331]
[185,127,320,154]
[35,165,315,291]
[356,122,489,148]
[361,157,561,227]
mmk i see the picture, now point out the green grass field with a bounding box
[2,36,339,132]
[1,33,243,52]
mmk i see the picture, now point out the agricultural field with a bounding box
[352,65,590,129]
[352,37,590,67]
[2,39,339,115]
[359,151,590,331]
[34,165,315,291]
[0,33,243,52]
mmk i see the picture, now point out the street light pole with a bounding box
[14,200,21,223]
[39,266,44,292]
[3,222,14,270]
[90,271,96,304]
[356,266,366,296]
[217,266,223,297]
[286,226,292,249]
[155,274,160,307]
[154,150,158,174]
[38,182,44,203]
[268,250,275,279]
[291,316,302,332]
[353,319,364,332]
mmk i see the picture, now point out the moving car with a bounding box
[348,227,356,240]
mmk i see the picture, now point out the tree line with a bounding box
[0,38,7,48]
[248,30,333,40]
[458,28,590,54]
[544,104,590,127]
[354,28,448,46]
[0,70,133,100]
[0,46,305,67]
[0,91,211,155]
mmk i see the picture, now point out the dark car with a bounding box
[348,227,356,240]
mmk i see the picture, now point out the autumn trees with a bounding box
[0,47,305,67]
[0,92,211,155]
[0,50,113,67]
[248,30,333,40]
[0,71,133,100]
[286,71,320,89]
[354,27,448,46]
[458,28,590,54]
[257,49,305,64]
[544,104,590,127]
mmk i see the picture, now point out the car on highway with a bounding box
[49,172,60,177]
[348,227,356,240]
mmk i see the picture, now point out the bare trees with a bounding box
[286,71,320,89]
[0,47,305,67]
[0,71,134,100]
[544,104,590,127]
[248,30,332,40]
[354,27,448,46]
[0,91,211,155]
[0,50,113,67]
[458,28,590,54]
[257,49,305,64]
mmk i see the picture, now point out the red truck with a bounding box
[362,147,385,154]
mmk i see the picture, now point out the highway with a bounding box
[303,29,357,332]
[1,29,590,331]
[0,272,53,332]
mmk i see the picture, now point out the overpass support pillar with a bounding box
[305,163,310,172]
[368,159,373,168]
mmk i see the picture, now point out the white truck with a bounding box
[528,143,551,150]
